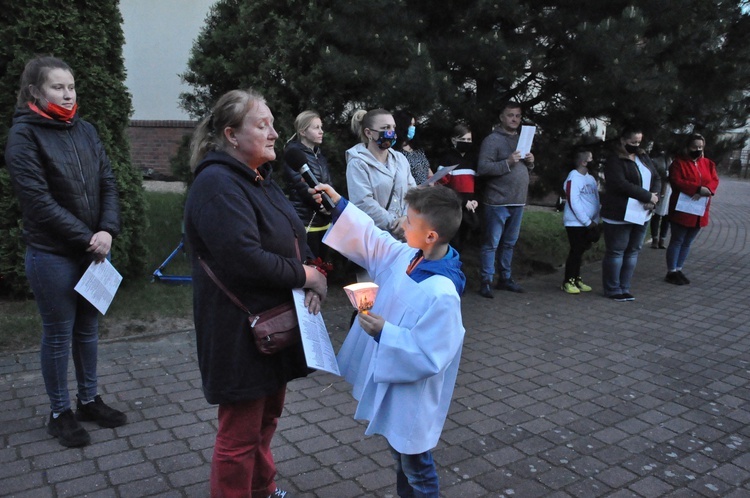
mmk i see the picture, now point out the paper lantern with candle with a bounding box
[343,282,379,314]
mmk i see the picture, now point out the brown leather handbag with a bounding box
[198,255,301,355]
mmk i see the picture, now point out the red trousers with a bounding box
[210,386,286,498]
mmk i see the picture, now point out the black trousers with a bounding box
[564,226,593,281]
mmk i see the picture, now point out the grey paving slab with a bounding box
[1,178,749,497]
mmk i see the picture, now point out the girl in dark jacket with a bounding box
[4,56,126,448]
[282,110,333,260]
[600,127,661,301]
[437,123,479,252]
[184,89,327,498]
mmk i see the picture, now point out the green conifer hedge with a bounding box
[0,1,147,296]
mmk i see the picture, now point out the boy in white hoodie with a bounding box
[562,150,601,293]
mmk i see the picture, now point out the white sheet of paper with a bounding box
[517,126,536,156]
[624,198,649,225]
[292,289,340,376]
[421,165,457,186]
[74,259,123,315]
[624,160,653,225]
[675,192,708,216]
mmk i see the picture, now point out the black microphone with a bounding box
[285,148,336,214]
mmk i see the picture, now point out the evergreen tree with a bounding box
[0,1,147,296]
[181,0,750,194]
[414,0,750,187]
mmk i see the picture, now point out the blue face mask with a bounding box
[407,126,416,141]
[376,130,397,150]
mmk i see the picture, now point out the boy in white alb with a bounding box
[315,184,466,498]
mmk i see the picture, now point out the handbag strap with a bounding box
[198,257,253,315]
[197,238,302,318]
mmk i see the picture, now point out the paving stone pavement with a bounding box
[2,178,749,498]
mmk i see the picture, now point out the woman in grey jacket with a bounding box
[346,108,416,238]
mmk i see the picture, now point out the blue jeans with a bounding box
[480,205,524,282]
[390,447,439,498]
[601,222,648,296]
[666,223,701,271]
[26,247,100,413]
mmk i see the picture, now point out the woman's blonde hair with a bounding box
[295,110,320,135]
[350,108,391,144]
[286,110,321,144]
[189,88,265,171]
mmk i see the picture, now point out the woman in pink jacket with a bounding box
[664,133,719,285]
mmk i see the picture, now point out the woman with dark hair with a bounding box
[393,109,432,185]
[649,146,672,249]
[184,88,328,498]
[5,55,126,448]
[437,123,479,251]
[664,133,719,285]
[599,127,661,301]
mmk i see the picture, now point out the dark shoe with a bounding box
[48,409,91,447]
[608,294,628,302]
[650,241,659,249]
[621,292,635,301]
[665,271,684,285]
[496,278,524,293]
[479,281,494,299]
[268,489,291,498]
[676,271,690,284]
[658,239,667,249]
[76,395,127,428]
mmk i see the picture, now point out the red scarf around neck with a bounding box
[28,101,78,123]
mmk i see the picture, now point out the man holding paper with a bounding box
[664,133,719,285]
[477,101,535,297]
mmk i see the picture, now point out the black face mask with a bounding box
[624,144,639,154]
[689,149,703,160]
[455,141,473,154]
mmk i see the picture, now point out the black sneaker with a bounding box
[48,409,91,447]
[496,278,524,293]
[676,271,690,285]
[479,281,494,299]
[608,294,628,302]
[621,292,635,301]
[665,271,684,285]
[76,395,127,428]
[268,489,291,498]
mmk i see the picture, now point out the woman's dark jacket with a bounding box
[184,150,311,405]
[282,140,332,227]
[4,106,120,256]
[600,151,661,222]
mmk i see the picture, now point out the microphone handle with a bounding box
[300,167,336,213]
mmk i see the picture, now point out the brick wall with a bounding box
[127,120,195,179]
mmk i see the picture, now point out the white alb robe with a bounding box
[324,202,465,454]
